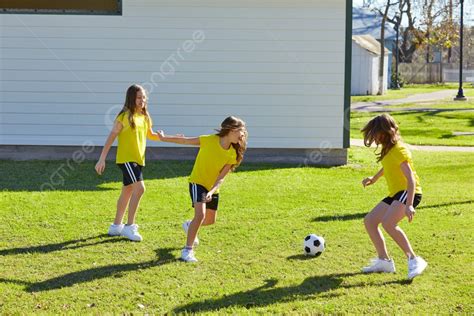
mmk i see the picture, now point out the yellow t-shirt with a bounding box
[189,134,238,192]
[381,142,422,197]
[115,111,150,166]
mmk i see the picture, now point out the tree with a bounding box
[418,0,456,63]
[375,0,400,94]
[365,0,460,63]
[362,0,378,7]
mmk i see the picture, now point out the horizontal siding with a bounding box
[2,50,346,63]
[0,136,343,149]
[0,0,347,149]
[2,114,343,129]
[2,38,345,53]
[1,81,343,95]
[2,71,344,86]
[3,59,345,74]
[2,71,344,84]
[0,17,343,31]
[1,94,344,106]
[1,125,343,138]
[2,28,345,41]
[2,102,345,113]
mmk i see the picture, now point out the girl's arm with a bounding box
[157,130,200,146]
[95,121,123,175]
[400,161,416,223]
[362,168,384,187]
[147,127,160,141]
[204,164,234,201]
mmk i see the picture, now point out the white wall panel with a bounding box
[0,0,348,149]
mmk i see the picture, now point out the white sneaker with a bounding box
[108,224,124,236]
[121,224,143,242]
[408,256,427,279]
[181,248,198,262]
[362,258,396,273]
[182,220,199,246]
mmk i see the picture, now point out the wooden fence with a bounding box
[399,63,474,84]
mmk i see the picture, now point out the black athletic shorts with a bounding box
[382,190,422,208]
[189,183,219,210]
[117,162,144,186]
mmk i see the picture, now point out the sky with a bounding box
[353,0,474,24]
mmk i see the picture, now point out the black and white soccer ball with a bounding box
[303,234,325,257]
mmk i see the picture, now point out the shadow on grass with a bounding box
[0,160,308,192]
[440,133,457,139]
[311,200,473,223]
[0,160,192,192]
[0,234,127,256]
[172,272,412,313]
[390,108,474,116]
[313,212,366,222]
[417,200,473,210]
[0,247,178,292]
[286,254,318,261]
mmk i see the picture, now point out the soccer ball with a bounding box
[303,234,325,257]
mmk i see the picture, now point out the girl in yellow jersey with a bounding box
[360,114,427,279]
[158,116,248,262]
[95,84,160,241]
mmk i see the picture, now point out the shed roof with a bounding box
[352,35,390,56]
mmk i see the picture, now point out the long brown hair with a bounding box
[361,113,400,162]
[216,116,248,170]
[117,84,151,129]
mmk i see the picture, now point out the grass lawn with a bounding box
[463,87,474,97]
[351,98,474,146]
[0,148,472,314]
[350,83,468,103]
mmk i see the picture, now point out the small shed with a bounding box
[352,7,395,88]
[351,35,389,95]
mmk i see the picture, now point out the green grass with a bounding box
[0,149,473,314]
[351,83,463,103]
[351,99,474,146]
[463,87,474,97]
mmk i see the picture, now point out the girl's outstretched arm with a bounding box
[362,168,384,187]
[147,127,161,141]
[204,164,233,201]
[95,121,123,175]
[157,130,200,146]
[400,161,416,222]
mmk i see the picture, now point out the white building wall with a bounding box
[0,0,348,149]
[371,56,379,95]
[351,43,376,96]
[383,54,389,92]
[351,43,362,95]
[351,39,390,96]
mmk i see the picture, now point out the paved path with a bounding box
[352,90,459,112]
[350,89,473,151]
[350,139,474,152]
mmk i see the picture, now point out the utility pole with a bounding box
[455,0,467,101]
[448,0,453,63]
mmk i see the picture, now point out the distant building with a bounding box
[352,7,396,46]
[353,6,395,89]
[352,35,389,95]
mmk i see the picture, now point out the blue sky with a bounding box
[353,0,474,24]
